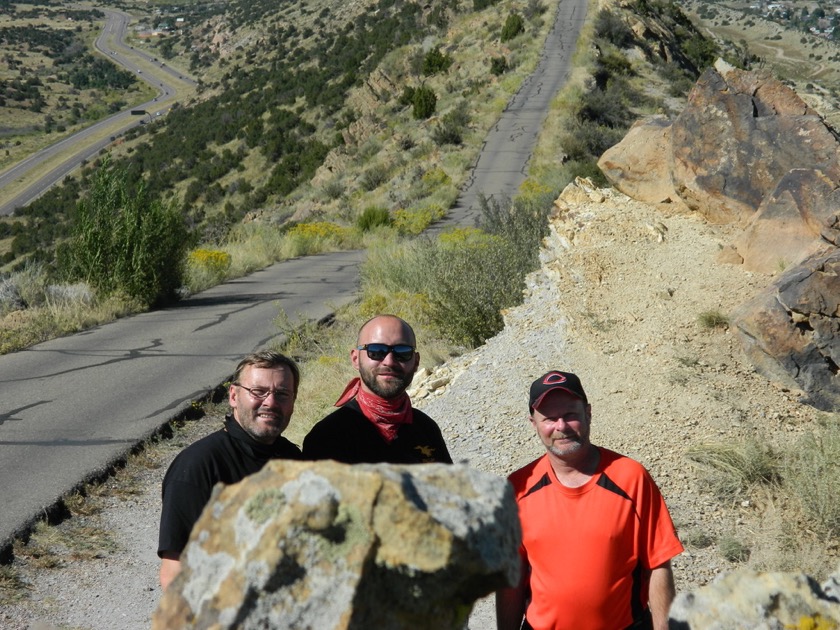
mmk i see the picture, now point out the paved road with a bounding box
[0,9,194,216]
[444,0,587,228]
[0,0,588,553]
[0,251,364,548]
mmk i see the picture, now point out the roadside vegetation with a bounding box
[4,0,839,603]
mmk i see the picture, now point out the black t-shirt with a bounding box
[301,399,452,464]
[158,415,302,557]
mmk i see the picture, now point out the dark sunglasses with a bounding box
[357,343,415,362]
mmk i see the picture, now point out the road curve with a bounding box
[0,0,589,554]
[0,9,194,217]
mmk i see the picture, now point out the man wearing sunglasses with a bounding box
[302,314,452,464]
[157,350,303,591]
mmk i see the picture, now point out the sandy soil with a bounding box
[1,181,836,629]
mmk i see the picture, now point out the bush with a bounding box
[423,47,454,76]
[784,422,840,539]
[501,13,525,42]
[356,206,392,231]
[360,163,390,191]
[698,310,729,329]
[393,204,446,235]
[59,158,188,306]
[593,9,635,48]
[432,116,463,146]
[399,86,416,108]
[686,440,781,501]
[490,56,508,76]
[186,248,232,293]
[361,193,551,347]
[285,221,354,256]
[412,85,437,119]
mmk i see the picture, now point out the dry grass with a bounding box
[0,565,29,605]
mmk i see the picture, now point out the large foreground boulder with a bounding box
[669,565,840,628]
[731,248,840,411]
[153,461,521,630]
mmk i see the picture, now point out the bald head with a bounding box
[356,315,416,347]
[352,315,419,399]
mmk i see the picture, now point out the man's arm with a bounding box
[159,552,181,591]
[648,560,676,630]
[496,557,528,630]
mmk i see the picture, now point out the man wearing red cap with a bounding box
[497,370,683,630]
[302,314,451,464]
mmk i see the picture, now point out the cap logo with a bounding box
[543,372,567,385]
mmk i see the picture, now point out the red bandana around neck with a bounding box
[334,377,413,442]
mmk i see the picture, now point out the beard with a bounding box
[359,363,414,399]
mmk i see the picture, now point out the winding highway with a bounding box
[0,0,588,554]
[0,8,196,216]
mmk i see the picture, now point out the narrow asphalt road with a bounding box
[0,0,588,553]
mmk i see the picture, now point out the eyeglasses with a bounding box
[356,343,415,362]
[235,384,291,400]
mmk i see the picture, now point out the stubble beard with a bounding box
[360,364,413,399]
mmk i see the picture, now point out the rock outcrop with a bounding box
[669,565,840,628]
[599,60,840,274]
[152,461,521,630]
[599,60,840,407]
[731,248,840,411]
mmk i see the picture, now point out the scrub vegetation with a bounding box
[4,0,839,605]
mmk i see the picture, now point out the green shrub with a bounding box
[593,9,635,48]
[473,0,501,10]
[423,47,454,76]
[393,204,446,235]
[59,158,188,306]
[718,535,751,563]
[360,163,390,191]
[490,56,508,76]
[399,86,416,108]
[356,206,392,231]
[501,13,525,42]
[412,85,437,119]
[374,194,550,347]
[432,114,464,146]
[186,248,232,293]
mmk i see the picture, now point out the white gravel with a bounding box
[1,184,832,629]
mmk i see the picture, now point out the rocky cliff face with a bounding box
[598,60,840,412]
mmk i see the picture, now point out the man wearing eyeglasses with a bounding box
[157,350,302,590]
[302,314,452,464]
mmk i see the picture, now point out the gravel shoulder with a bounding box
[1,182,832,629]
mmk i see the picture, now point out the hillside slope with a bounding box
[1,180,834,630]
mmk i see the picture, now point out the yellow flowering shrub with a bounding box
[186,248,232,292]
[189,249,232,275]
[286,222,354,255]
[393,204,446,235]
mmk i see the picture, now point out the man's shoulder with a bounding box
[312,403,364,428]
[599,447,649,476]
[508,455,549,489]
[163,426,231,481]
[174,426,230,459]
[410,407,440,426]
